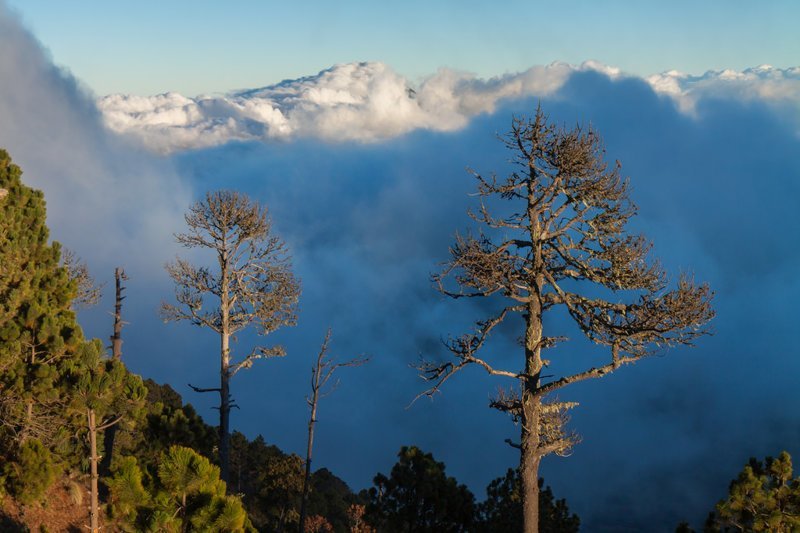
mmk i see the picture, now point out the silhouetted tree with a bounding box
[162,190,300,483]
[478,468,578,532]
[417,108,714,533]
[365,446,475,532]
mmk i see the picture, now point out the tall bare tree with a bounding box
[299,329,368,533]
[100,268,128,483]
[162,190,300,483]
[417,107,714,533]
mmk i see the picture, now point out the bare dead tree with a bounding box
[100,268,128,483]
[161,190,300,483]
[417,107,714,533]
[299,329,368,533]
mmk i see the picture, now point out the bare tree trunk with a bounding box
[218,311,231,485]
[101,268,125,483]
[521,414,541,533]
[110,268,125,360]
[88,409,100,533]
[219,355,230,485]
[299,384,319,532]
[219,245,231,485]
[521,213,545,533]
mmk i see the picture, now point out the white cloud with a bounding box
[98,61,800,153]
[97,62,581,152]
[0,5,190,279]
[646,64,800,114]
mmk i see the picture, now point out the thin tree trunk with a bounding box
[20,401,33,443]
[88,408,100,533]
[299,384,319,532]
[110,268,124,360]
[101,268,125,484]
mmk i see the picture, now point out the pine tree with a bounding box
[68,343,147,532]
[112,445,251,532]
[710,452,800,532]
[417,108,714,533]
[0,149,86,477]
[162,190,300,484]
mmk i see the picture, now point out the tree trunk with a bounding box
[88,409,100,533]
[520,313,544,533]
[520,190,545,533]
[101,268,125,484]
[218,241,231,486]
[110,267,124,360]
[520,415,541,533]
[299,387,319,532]
[220,331,231,485]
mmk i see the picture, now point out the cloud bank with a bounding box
[0,4,190,278]
[98,60,800,153]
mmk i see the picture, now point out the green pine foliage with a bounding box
[707,451,800,533]
[116,379,217,478]
[0,149,84,452]
[106,456,149,528]
[1,439,60,505]
[108,446,251,532]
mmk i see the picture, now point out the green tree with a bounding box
[122,380,218,478]
[365,446,475,533]
[67,343,147,532]
[417,108,714,533]
[477,468,579,533]
[707,452,800,532]
[106,456,150,530]
[109,446,250,532]
[1,438,60,505]
[162,191,300,483]
[0,149,85,452]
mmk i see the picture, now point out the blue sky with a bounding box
[2,2,800,530]
[6,0,800,95]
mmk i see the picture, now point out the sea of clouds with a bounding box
[3,3,800,531]
[98,60,800,152]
